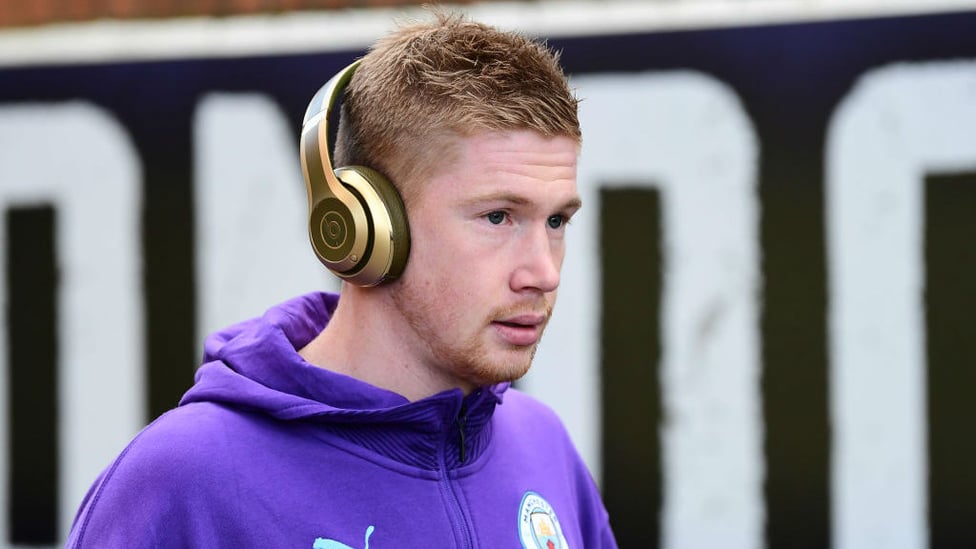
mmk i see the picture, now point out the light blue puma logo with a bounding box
[313,525,374,549]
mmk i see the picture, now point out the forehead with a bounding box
[463,129,578,169]
[428,130,580,201]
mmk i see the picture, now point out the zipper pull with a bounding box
[456,410,468,464]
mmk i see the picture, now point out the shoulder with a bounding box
[111,402,259,477]
[66,403,263,547]
[496,386,559,416]
[490,387,583,467]
[490,389,619,547]
[494,387,571,435]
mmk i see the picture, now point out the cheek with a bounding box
[407,242,473,303]
[406,217,511,301]
[414,225,491,278]
[550,238,569,276]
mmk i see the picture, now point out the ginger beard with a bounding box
[382,130,578,392]
[392,278,555,388]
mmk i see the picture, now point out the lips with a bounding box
[491,313,547,346]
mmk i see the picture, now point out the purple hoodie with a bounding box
[66,292,616,548]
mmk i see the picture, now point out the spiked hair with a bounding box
[334,12,580,201]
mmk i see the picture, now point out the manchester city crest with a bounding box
[518,491,569,549]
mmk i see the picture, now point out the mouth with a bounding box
[491,313,547,346]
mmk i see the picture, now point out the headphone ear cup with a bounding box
[300,62,408,286]
[333,166,410,286]
[308,194,358,268]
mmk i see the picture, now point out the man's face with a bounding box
[390,129,581,392]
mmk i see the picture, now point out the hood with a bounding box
[179,292,507,469]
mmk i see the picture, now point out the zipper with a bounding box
[456,411,468,464]
[441,406,473,549]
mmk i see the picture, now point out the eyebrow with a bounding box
[462,192,583,212]
[563,196,584,211]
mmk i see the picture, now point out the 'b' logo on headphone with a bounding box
[321,211,347,249]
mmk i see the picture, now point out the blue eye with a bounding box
[486,211,506,225]
[547,215,564,229]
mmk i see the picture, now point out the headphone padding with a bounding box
[336,166,411,283]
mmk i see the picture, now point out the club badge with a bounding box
[518,491,569,549]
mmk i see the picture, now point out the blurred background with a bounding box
[1,0,975,547]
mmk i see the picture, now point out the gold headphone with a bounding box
[300,61,410,286]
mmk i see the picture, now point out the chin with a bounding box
[465,348,536,387]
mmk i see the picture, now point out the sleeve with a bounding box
[64,410,230,548]
[573,457,619,549]
[65,445,184,548]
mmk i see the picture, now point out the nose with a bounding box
[510,225,562,294]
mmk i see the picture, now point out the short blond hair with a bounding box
[334,12,580,200]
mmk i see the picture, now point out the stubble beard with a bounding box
[391,282,553,389]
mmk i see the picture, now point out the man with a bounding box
[67,12,616,548]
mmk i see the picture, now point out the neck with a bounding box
[299,284,474,402]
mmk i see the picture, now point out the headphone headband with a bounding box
[299,60,410,286]
[300,60,361,216]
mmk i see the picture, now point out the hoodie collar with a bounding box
[181,292,508,470]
